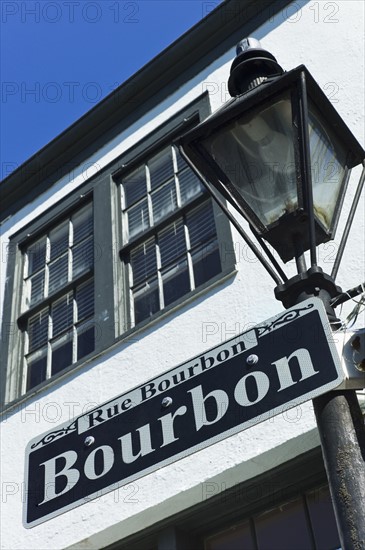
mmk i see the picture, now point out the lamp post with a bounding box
[179,38,365,549]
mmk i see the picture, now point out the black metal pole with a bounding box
[313,390,365,549]
[284,264,365,549]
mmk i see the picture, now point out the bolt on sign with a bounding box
[24,298,343,527]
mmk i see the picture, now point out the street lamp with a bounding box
[178,38,365,548]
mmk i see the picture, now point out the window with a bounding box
[1,94,234,406]
[205,485,340,550]
[101,447,339,549]
[119,144,223,326]
[18,202,95,393]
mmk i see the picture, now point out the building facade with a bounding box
[1,1,364,548]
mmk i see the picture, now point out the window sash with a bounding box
[20,203,95,393]
[23,277,95,392]
[121,146,204,245]
[125,198,221,326]
[23,203,93,309]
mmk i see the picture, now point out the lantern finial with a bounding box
[235,37,262,55]
[228,37,284,97]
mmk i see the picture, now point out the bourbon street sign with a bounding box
[24,298,343,527]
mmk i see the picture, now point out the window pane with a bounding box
[306,486,340,549]
[52,294,73,337]
[255,497,312,550]
[175,147,188,172]
[26,348,47,391]
[29,270,45,306]
[179,168,203,205]
[133,279,159,324]
[72,236,93,278]
[77,322,95,360]
[49,254,69,294]
[127,199,149,240]
[158,220,186,267]
[76,280,94,321]
[73,204,93,244]
[51,332,73,376]
[192,240,221,287]
[151,181,177,224]
[49,222,69,260]
[28,309,48,351]
[187,202,216,249]
[27,238,47,276]
[149,148,174,189]
[130,239,157,286]
[205,521,255,550]
[162,259,190,307]
[123,167,146,207]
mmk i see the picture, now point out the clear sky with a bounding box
[0,0,223,179]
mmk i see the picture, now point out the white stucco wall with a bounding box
[1,1,364,548]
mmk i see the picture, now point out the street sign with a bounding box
[24,298,343,527]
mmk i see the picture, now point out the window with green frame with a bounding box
[18,202,95,393]
[1,94,235,406]
[119,144,223,326]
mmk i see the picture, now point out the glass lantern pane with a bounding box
[308,102,347,231]
[201,93,297,228]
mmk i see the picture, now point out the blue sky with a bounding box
[1,1,223,179]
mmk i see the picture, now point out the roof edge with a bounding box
[0,0,292,222]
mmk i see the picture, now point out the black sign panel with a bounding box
[24,299,343,527]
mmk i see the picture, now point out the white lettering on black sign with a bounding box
[24,299,343,528]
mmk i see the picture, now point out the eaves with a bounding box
[0,0,291,222]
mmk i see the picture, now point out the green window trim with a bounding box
[0,93,236,409]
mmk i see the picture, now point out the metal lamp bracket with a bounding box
[335,328,365,390]
[274,266,342,320]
